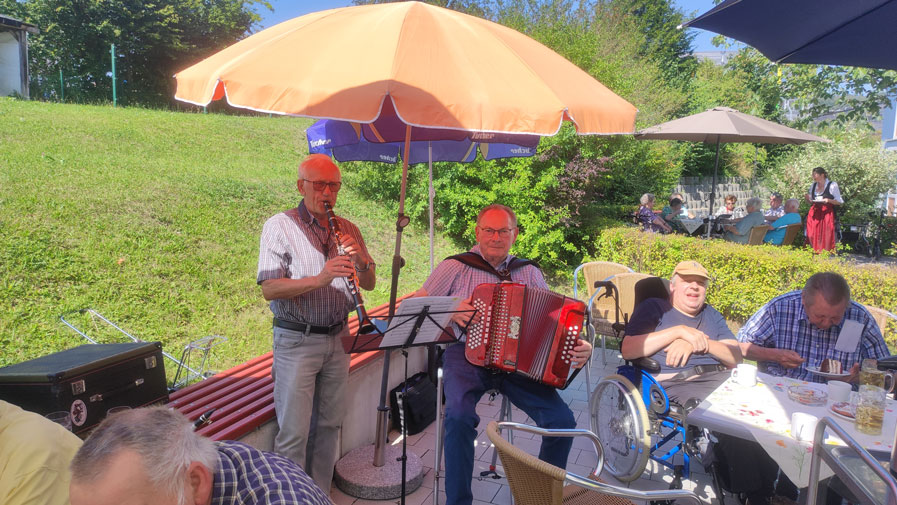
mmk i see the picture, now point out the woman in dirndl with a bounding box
[805,166,843,252]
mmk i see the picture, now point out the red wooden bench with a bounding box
[170,295,411,440]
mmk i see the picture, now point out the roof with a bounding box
[0,15,39,34]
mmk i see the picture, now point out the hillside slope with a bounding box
[0,99,457,370]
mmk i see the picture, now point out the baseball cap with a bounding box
[672,260,710,280]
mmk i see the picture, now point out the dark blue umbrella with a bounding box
[682,0,897,70]
[307,118,538,269]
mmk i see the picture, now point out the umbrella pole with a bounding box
[705,139,721,239]
[373,126,414,467]
[428,142,435,273]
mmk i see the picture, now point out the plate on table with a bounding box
[787,385,828,406]
[830,401,856,421]
[806,366,851,379]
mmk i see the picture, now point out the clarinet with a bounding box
[323,202,376,334]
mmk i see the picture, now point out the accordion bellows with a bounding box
[465,283,585,388]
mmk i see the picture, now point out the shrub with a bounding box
[592,227,897,347]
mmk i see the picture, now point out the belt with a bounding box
[670,363,727,381]
[273,317,345,336]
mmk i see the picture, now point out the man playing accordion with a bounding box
[416,204,592,505]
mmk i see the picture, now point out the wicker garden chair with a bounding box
[485,421,701,505]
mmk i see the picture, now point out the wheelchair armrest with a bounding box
[565,473,702,505]
[496,422,605,478]
[631,356,661,373]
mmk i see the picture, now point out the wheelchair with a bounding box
[585,277,728,502]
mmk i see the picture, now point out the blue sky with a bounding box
[255,0,727,52]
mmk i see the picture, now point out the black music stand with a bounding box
[362,299,472,505]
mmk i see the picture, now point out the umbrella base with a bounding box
[334,444,424,499]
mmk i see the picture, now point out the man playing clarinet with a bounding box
[416,204,592,505]
[257,153,376,495]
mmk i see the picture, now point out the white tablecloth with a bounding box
[678,218,705,235]
[687,372,896,487]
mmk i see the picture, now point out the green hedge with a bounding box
[592,227,897,346]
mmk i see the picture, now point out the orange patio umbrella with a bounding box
[174,2,636,136]
[173,3,636,493]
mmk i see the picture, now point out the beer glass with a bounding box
[45,411,73,431]
[856,385,886,435]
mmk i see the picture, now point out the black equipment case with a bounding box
[390,371,438,436]
[0,342,168,435]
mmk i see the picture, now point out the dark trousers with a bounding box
[442,343,576,505]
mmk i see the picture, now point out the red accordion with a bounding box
[464,283,585,388]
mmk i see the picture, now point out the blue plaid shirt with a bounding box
[736,291,889,382]
[212,441,332,505]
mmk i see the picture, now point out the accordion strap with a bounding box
[446,252,538,282]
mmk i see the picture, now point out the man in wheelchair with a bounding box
[620,260,741,403]
[603,260,741,499]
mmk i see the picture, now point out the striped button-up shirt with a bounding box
[211,441,331,505]
[736,291,889,382]
[422,245,547,341]
[257,200,370,326]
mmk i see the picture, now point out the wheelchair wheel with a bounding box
[590,374,651,482]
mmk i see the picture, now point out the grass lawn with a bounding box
[0,98,473,374]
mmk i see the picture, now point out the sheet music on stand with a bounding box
[379,296,464,349]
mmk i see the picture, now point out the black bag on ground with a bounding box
[390,371,437,435]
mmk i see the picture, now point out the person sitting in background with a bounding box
[715,194,738,217]
[763,198,801,245]
[671,192,695,218]
[661,197,685,232]
[723,197,765,244]
[637,193,673,233]
[1,400,82,505]
[764,192,785,222]
[69,406,331,505]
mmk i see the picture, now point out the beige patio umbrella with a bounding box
[635,106,828,230]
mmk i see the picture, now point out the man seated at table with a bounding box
[737,271,889,384]
[763,198,801,245]
[723,197,765,244]
[718,272,890,505]
[68,406,331,505]
[621,260,741,404]
[1,400,82,505]
[764,192,785,222]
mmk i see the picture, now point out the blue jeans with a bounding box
[443,343,575,505]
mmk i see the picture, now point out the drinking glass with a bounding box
[45,411,73,431]
[106,406,131,417]
[856,384,886,435]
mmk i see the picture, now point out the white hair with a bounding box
[71,407,219,504]
[785,198,799,212]
[640,193,655,206]
[745,197,762,211]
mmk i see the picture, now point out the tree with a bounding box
[1,0,268,106]
[722,46,897,130]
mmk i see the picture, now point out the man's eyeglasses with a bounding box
[303,179,342,192]
[478,227,514,237]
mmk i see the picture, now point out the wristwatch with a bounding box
[355,259,373,273]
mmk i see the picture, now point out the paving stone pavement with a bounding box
[331,348,739,505]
